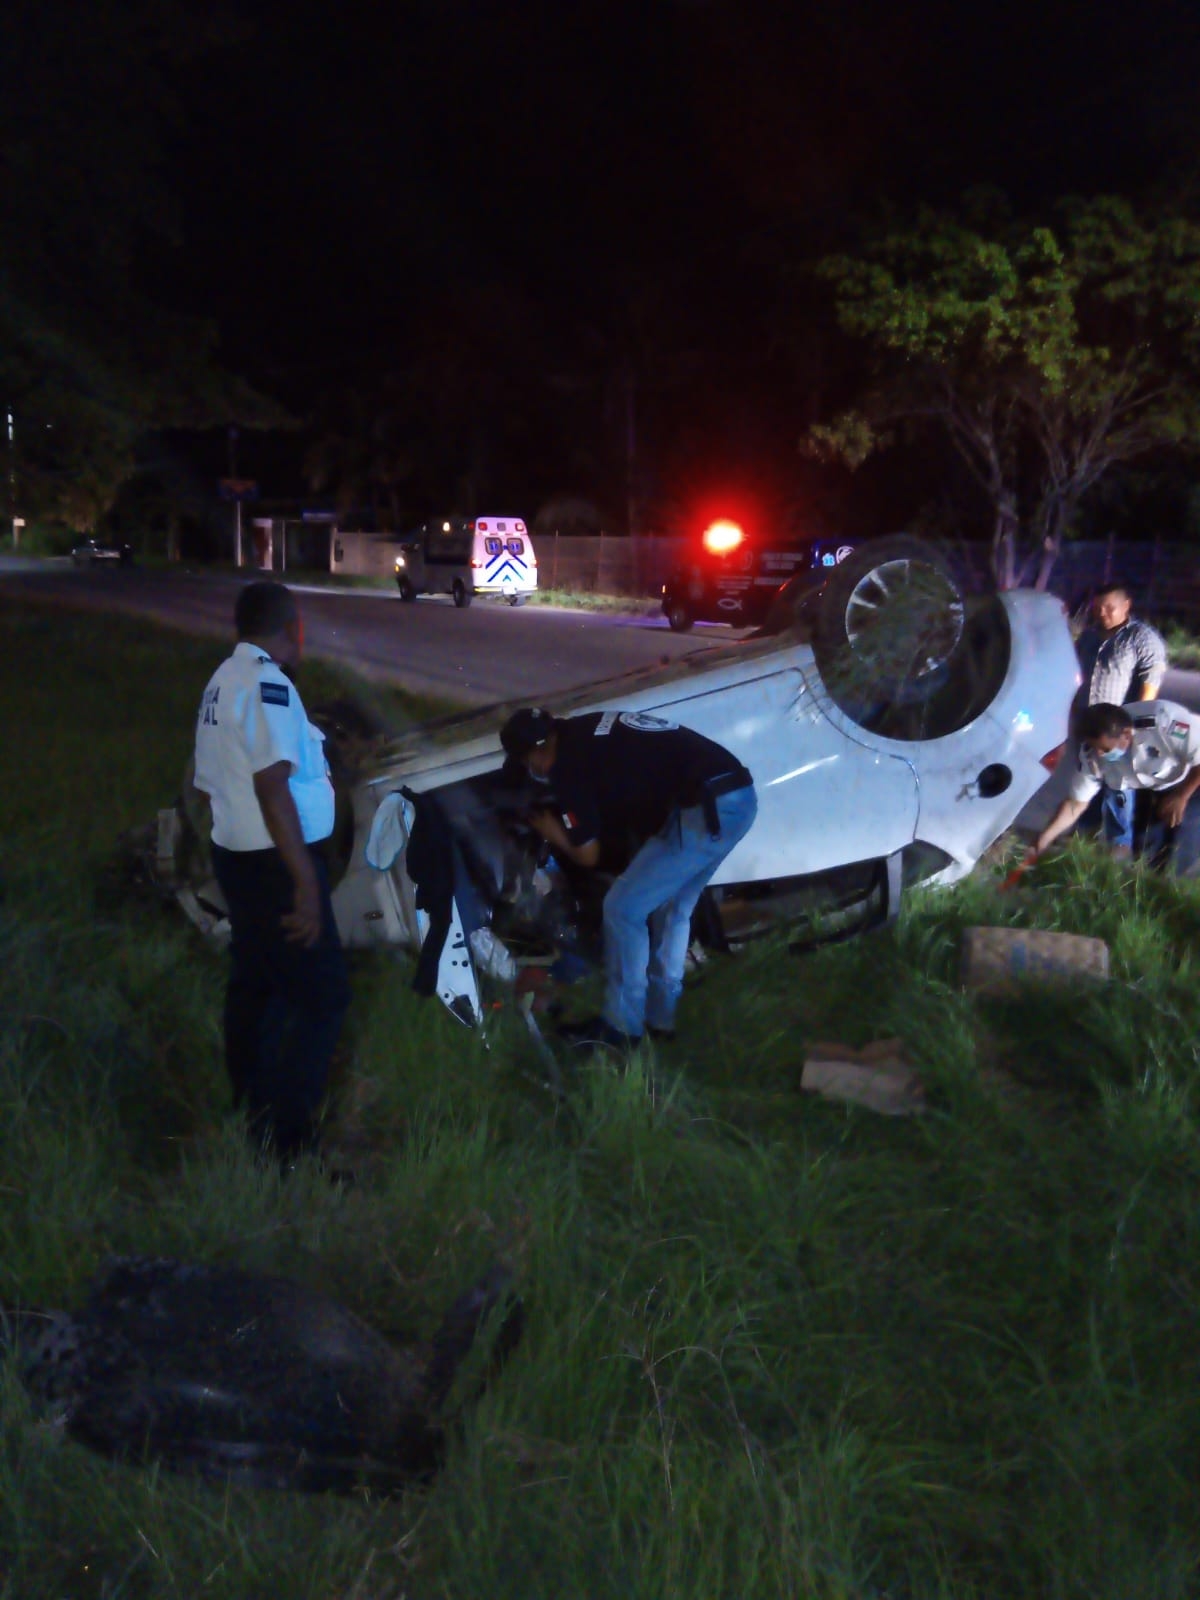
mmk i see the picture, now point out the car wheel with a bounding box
[814,535,967,724]
[452,580,472,609]
[397,577,417,602]
[666,600,694,632]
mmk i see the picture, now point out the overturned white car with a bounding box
[148,538,1079,1025]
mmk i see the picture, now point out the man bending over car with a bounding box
[499,706,757,1049]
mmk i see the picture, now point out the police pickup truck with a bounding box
[661,520,855,632]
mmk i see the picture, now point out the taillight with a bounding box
[1040,742,1066,772]
[471,558,485,569]
[477,520,488,531]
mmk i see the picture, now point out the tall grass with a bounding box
[0,597,1198,1598]
[1160,619,1200,671]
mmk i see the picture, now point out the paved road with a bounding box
[0,562,729,706]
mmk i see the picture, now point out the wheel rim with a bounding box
[842,558,964,681]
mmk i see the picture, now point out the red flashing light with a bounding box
[477,520,488,531]
[702,519,745,555]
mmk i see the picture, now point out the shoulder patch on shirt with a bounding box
[260,682,290,706]
[1132,715,1156,728]
[1169,719,1190,740]
[618,711,678,732]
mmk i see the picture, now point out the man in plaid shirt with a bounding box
[1074,582,1167,852]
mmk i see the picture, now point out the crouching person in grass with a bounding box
[193,581,351,1169]
[1032,701,1200,875]
[499,706,757,1050]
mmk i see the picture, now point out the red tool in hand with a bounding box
[998,849,1038,891]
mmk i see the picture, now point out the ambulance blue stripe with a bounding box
[482,558,529,583]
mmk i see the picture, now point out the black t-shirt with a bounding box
[547,711,751,847]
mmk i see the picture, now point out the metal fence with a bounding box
[537,534,1200,617]
[941,537,1200,618]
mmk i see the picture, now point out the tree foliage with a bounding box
[808,193,1200,586]
[0,0,280,531]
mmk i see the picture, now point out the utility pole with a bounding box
[228,425,242,568]
[6,408,16,547]
[625,367,637,538]
[625,366,640,592]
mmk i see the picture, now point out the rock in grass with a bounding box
[801,1039,926,1117]
[7,1256,522,1494]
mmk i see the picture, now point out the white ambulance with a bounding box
[393,515,538,608]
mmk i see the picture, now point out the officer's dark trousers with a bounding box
[212,843,350,1160]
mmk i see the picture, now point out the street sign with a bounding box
[218,478,259,502]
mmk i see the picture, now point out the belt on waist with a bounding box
[694,768,753,838]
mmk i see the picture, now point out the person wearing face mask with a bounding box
[499,706,756,1049]
[192,581,351,1167]
[1072,583,1167,853]
[1032,700,1200,875]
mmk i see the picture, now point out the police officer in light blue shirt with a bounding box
[1034,699,1200,875]
[193,582,350,1165]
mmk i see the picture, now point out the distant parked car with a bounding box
[661,519,856,632]
[72,537,134,568]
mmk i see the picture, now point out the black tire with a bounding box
[666,599,694,633]
[508,593,529,607]
[452,579,472,609]
[397,577,417,602]
[814,535,967,729]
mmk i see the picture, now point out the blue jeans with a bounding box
[1141,787,1200,877]
[1102,787,1135,850]
[601,786,758,1037]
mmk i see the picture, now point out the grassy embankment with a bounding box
[1160,620,1200,671]
[0,598,1198,1599]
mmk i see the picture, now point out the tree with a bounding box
[304,386,416,530]
[807,194,1200,587]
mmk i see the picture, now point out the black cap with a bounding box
[500,707,556,759]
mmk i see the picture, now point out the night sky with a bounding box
[172,0,1200,376]
[26,0,1200,527]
